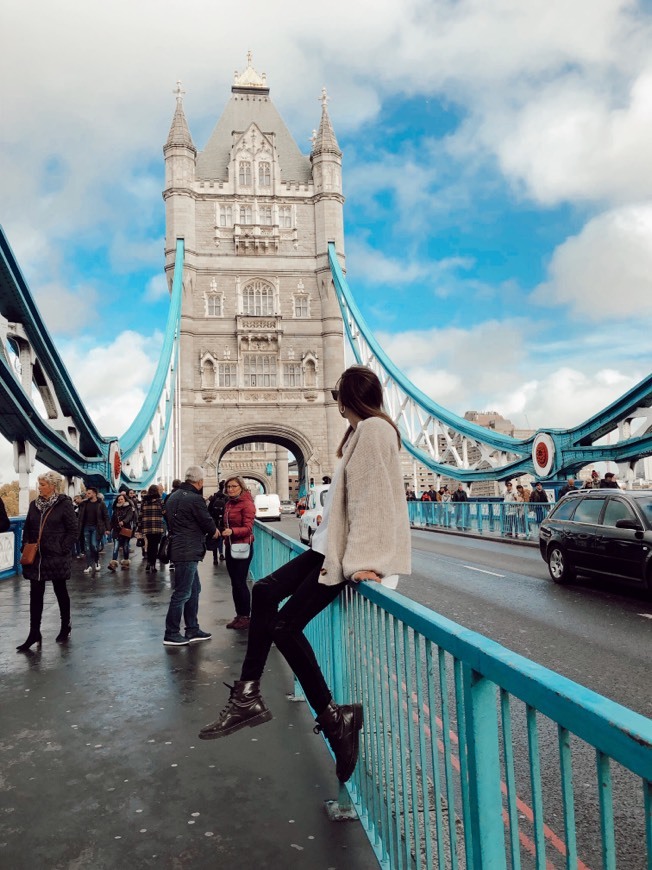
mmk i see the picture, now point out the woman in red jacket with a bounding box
[222,475,256,630]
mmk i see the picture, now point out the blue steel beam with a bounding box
[328,243,652,481]
[0,226,111,460]
[119,240,183,459]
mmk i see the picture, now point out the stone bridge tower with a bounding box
[163,56,346,493]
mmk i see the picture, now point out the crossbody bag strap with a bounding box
[36,506,54,546]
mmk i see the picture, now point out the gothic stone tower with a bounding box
[163,57,346,492]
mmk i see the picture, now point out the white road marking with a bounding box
[464,565,505,578]
[638,613,652,620]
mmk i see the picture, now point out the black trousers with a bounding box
[240,549,345,714]
[30,577,70,628]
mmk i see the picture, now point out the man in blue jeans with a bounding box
[163,466,220,647]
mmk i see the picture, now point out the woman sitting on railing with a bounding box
[198,365,412,783]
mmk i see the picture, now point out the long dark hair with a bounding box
[335,365,401,457]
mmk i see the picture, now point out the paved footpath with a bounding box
[0,553,377,870]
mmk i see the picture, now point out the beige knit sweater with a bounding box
[318,416,412,586]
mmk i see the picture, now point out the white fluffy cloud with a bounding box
[58,330,162,438]
[533,205,652,319]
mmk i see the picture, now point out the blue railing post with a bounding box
[462,665,507,869]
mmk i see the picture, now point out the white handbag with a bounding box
[230,542,251,560]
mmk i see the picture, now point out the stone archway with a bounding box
[203,422,320,497]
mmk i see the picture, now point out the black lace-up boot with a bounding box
[314,700,363,783]
[198,680,272,740]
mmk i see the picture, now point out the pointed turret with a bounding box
[311,88,341,158]
[165,81,196,153]
[163,81,196,267]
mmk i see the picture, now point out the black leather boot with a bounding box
[198,680,273,740]
[16,629,42,652]
[56,622,72,643]
[314,700,364,783]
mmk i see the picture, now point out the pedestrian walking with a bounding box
[198,365,412,784]
[162,466,219,646]
[17,471,78,651]
[78,486,109,574]
[138,484,165,573]
[108,493,135,571]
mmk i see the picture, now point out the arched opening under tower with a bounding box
[203,423,321,500]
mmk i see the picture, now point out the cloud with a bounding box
[532,205,652,319]
[376,320,644,431]
[33,281,101,334]
[145,273,169,302]
[58,330,163,437]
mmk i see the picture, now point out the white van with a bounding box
[254,493,282,522]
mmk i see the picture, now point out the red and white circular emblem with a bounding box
[532,433,555,478]
[109,441,122,490]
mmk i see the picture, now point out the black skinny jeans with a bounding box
[240,549,345,715]
[146,533,162,567]
[30,577,70,628]
[225,545,253,616]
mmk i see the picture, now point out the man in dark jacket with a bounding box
[78,486,109,574]
[162,465,219,646]
[207,481,228,565]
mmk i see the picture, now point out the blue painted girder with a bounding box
[328,243,652,480]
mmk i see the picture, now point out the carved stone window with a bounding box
[243,280,275,316]
[304,357,317,388]
[284,363,303,387]
[279,206,292,228]
[243,354,277,387]
[219,205,233,227]
[293,295,309,318]
[259,205,273,226]
[240,204,253,225]
[218,363,237,387]
[258,162,271,187]
[238,161,252,186]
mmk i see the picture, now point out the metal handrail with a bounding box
[251,521,652,869]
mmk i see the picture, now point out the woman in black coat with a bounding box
[17,471,78,651]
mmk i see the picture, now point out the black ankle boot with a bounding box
[16,630,42,652]
[56,623,72,643]
[314,700,364,782]
[198,680,273,740]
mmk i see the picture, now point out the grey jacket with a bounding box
[165,482,216,563]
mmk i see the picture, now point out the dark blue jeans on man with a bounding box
[83,526,99,563]
[164,561,201,639]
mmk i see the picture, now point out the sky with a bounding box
[1,0,652,483]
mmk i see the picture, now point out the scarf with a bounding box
[35,493,59,513]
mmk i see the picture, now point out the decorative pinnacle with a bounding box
[174,80,185,104]
[320,87,329,109]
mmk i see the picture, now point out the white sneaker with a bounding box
[83,566,93,574]
[94,563,101,571]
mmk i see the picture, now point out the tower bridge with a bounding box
[1,57,652,502]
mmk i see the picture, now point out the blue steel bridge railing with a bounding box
[408,499,554,541]
[251,522,652,870]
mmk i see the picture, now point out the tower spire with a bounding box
[165,81,196,152]
[311,87,341,157]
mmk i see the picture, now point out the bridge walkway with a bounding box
[0,554,377,869]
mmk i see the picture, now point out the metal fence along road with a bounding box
[408,500,554,541]
[251,521,652,870]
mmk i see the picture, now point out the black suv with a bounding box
[539,489,652,590]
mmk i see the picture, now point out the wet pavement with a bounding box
[0,553,377,869]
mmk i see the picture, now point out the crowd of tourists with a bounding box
[9,365,410,785]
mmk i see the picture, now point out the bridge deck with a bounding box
[0,554,376,869]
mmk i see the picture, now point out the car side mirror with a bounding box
[614,518,643,531]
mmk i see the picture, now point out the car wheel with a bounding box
[547,546,574,585]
